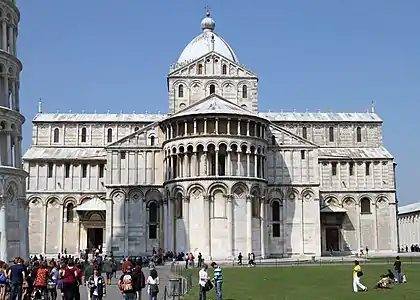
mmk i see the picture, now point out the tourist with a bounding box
[87,265,106,300]
[102,257,113,285]
[211,262,222,300]
[352,260,367,292]
[133,265,146,300]
[146,269,159,300]
[8,257,26,300]
[83,260,95,300]
[374,269,395,289]
[61,259,80,300]
[33,261,49,300]
[118,265,136,300]
[0,262,8,300]
[393,256,402,283]
[198,264,211,300]
[48,261,59,300]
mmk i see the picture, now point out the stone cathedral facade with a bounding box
[0,0,30,262]
[23,12,398,259]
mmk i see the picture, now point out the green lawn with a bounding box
[182,264,420,300]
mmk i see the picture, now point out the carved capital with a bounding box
[204,195,210,201]
[246,195,252,202]
[163,198,168,204]
[183,196,190,203]
[169,197,175,202]
[224,194,233,202]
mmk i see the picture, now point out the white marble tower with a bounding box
[0,0,29,261]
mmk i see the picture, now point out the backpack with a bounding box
[150,283,159,294]
[0,273,7,284]
[121,274,134,292]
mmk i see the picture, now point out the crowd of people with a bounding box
[0,252,164,300]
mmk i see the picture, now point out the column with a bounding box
[59,203,64,253]
[246,121,250,136]
[215,118,219,134]
[169,198,175,251]
[204,152,208,175]
[227,119,231,134]
[227,151,231,176]
[14,136,19,167]
[159,200,164,250]
[226,195,233,258]
[246,152,250,177]
[134,151,139,184]
[8,26,13,54]
[42,203,47,255]
[246,196,253,254]
[11,80,16,110]
[105,199,113,255]
[193,119,197,134]
[236,149,242,176]
[254,154,258,177]
[163,199,168,250]
[0,198,8,262]
[215,150,219,176]
[237,120,241,135]
[184,121,187,136]
[124,199,129,255]
[24,202,30,259]
[184,196,190,251]
[116,152,121,183]
[3,71,8,105]
[260,198,266,258]
[151,151,155,182]
[204,119,207,134]
[5,133,11,166]
[184,154,189,177]
[1,22,6,51]
[204,196,211,259]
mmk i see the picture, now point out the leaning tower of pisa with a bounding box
[0,0,29,261]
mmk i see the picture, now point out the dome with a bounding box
[177,12,238,64]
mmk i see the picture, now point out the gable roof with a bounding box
[268,122,319,147]
[169,94,261,119]
[168,50,257,77]
[106,120,160,148]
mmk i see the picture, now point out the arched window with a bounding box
[175,195,183,218]
[242,85,248,98]
[178,84,184,98]
[0,121,5,130]
[149,202,158,223]
[222,64,227,75]
[271,135,276,146]
[150,136,155,146]
[356,127,362,142]
[209,84,215,94]
[107,128,113,143]
[272,200,281,237]
[252,196,260,217]
[329,127,334,142]
[360,198,371,214]
[148,202,158,239]
[198,64,203,75]
[302,127,307,139]
[53,128,59,143]
[81,127,87,143]
[66,203,74,222]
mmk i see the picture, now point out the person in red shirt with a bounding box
[34,261,49,300]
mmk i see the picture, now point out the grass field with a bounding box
[182,264,420,300]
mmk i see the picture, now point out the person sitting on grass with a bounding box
[374,270,395,289]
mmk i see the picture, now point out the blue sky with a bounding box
[17,0,419,205]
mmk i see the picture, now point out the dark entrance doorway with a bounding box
[87,228,103,252]
[325,227,340,251]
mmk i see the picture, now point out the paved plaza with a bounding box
[55,266,175,300]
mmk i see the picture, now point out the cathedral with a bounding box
[23,12,398,260]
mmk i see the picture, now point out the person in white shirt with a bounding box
[198,264,209,300]
[146,269,160,300]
